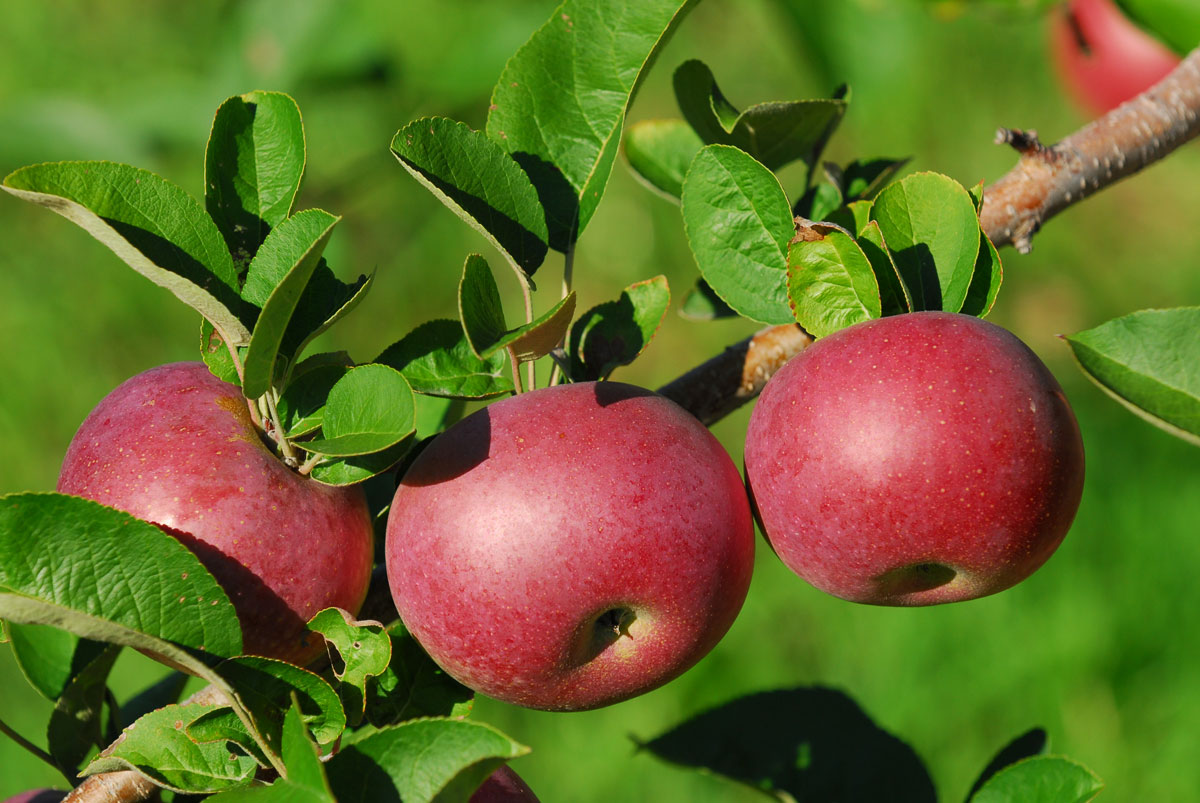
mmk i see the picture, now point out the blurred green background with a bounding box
[2,0,1198,799]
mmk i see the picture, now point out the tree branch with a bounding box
[660,46,1200,423]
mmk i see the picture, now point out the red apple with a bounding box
[744,312,1084,606]
[385,381,754,711]
[2,792,67,803]
[57,362,374,663]
[470,766,540,802]
[1051,0,1179,116]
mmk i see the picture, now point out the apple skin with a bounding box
[56,362,374,663]
[470,766,540,802]
[744,312,1084,606]
[2,792,67,803]
[386,381,754,711]
[1051,0,1179,116]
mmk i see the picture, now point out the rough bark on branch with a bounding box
[658,46,1200,423]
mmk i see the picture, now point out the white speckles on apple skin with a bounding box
[745,312,1085,606]
[57,362,374,663]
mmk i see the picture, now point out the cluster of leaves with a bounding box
[625,57,1002,339]
[0,493,515,800]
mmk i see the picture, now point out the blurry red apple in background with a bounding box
[1,791,67,803]
[57,362,374,663]
[386,381,755,711]
[744,312,1085,606]
[471,766,540,802]
[1051,0,1179,116]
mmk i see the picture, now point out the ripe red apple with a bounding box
[471,766,540,802]
[744,312,1084,606]
[386,381,754,711]
[1051,0,1179,116]
[57,362,374,663]
[2,791,67,803]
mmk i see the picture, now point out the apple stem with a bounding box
[263,389,298,464]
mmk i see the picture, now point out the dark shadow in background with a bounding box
[635,686,937,803]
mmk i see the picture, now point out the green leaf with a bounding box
[486,0,694,249]
[205,91,306,262]
[392,118,548,276]
[201,319,242,385]
[796,182,843,222]
[569,275,670,380]
[1116,0,1200,56]
[82,703,259,794]
[1064,308,1200,445]
[2,161,251,344]
[241,209,341,399]
[624,118,705,201]
[297,365,416,457]
[3,622,108,701]
[326,718,528,803]
[0,494,283,771]
[366,625,474,729]
[282,267,375,368]
[194,656,346,753]
[414,396,464,441]
[0,493,241,659]
[636,688,935,801]
[458,254,578,362]
[970,756,1103,803]
[681,144,794,324]
[673,60,847,171]
[680,277,738,321]
[858,220,912,316]
[966,728,1049,802]
[870,172,980,313]
[375,320,514,400]
[307,437,416,487]
[842,157,910,201]
[787,229,881,338]
[960,232,1003,318]
[47,643,120,774]
[203,704,336,802]
[120,672,190,730]
[307,608,392,727]
[276,359,352,438]
[458,254,509,359]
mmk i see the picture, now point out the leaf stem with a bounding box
[297,452,324,476]
[264,389,297,465]
[507,346,525,394]
[0,715,59,771]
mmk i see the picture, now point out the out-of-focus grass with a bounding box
[1,0,1198,799]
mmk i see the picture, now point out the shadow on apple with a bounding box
[635,686,936,803]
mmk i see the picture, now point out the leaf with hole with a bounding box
[1064,307,1200,445]
[205,91,306,262]
[296,365,416,457]
[375,319,514,400]
[327,718,528,803]
[569,275,670,380]
[681,145,795,324]
[392,117,548,276]
[240,209,341,399]
[3,161,251,344]
[624,118,705,201]
[487,0,693,249]
[307,608,391,727]
[870,172,980,313]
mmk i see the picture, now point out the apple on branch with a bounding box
[56,362,375,664]
[385,381,755,711]
[744,312,1085,606]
